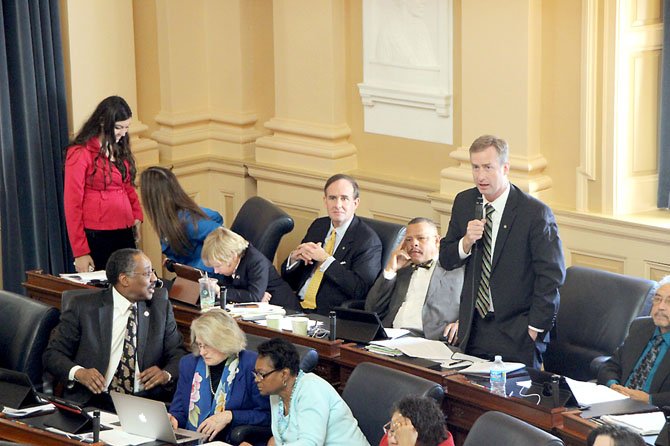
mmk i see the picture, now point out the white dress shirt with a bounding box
[390,259,437,331]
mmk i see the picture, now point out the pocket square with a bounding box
[339,261,347,265]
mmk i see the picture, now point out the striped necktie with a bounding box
[475,204,494,318]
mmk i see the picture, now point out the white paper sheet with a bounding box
[60,270,107,284]
[100,429,155,446]
[564,377,629,406]
[370,337,454,361]
[384,328,410,339]
[458,361,525,375]
[2,403,55,417]
[601,411,666,435]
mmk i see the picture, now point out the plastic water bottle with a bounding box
[490,355,507,396]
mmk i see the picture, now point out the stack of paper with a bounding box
[564,377,628,406]
[601,411,666,435]
[2,403,55,418]
[369,337,454,361]
[365,344,403,356]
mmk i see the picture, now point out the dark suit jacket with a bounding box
[598,317,670,407]
[169,350,270,441]
[365,263,464,340]
[221,244,300,310]
[439,185,565,365]
[44,287,186,404]
[281,216,382,315]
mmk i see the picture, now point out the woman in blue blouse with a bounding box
[169,309,270,442]
[140,166,222,272]
[251,337,369,446]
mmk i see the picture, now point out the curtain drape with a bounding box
[658,0,670,208]
[0,0,70,292]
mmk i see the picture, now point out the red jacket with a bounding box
[379,432,455,446]
[64,137,143,257]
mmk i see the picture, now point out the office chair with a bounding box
[228,335,319,444]
[0,291,60,391]
[341,362,444,446]
[544,266,656,380]
[230,196,294,262]
[463,411,564,446]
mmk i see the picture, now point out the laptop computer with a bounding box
[168,262,204,306]
[110,392,205,444]
[334,307,389,344]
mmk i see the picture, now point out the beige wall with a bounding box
[56,0,669,279]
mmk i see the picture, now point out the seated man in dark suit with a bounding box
[44,248,186,410]
[365,217,464,340]
[598,276,670,407]
[281,174,382,315]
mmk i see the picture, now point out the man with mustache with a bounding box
[45,248,186,410]
[598,276,670,406]
[365,218,464,340]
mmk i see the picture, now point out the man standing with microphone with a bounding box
[439,135,565,368]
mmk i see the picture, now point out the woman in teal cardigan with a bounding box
[249,337,370,446]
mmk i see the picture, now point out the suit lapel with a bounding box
[491,186,518,271]
[98,290,114,369]
[333,216,359,261]
[136,301,149,371]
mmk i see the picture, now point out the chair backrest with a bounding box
[544,266,656,380]
[341,362,443,446]
[62,288,104,312]
[245,333,319,373]
[230,196,295,262]
[0,291,60,390]
[357,216,406,270]
[463,411,564,446]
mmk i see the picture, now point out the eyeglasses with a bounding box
[652,296,670,306]
[383,421,396,436]
[128,269,157,279]
[251,369,279,381]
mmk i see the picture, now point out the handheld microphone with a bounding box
[475,195,484,220]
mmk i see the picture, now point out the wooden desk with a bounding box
[23,270,343,383]
[338,343,454,387]
[445,374,567,446]
[557,411,595,446]
[0,416,104,446]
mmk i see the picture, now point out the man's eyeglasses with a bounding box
[128,269,157,279]
[652,296,670,306]
[251,369,279,381]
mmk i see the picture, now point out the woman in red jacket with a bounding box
[380,396,455,446]
[64,96,143,272]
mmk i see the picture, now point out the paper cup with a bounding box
[291,317,309,336]
[266,314,283,330]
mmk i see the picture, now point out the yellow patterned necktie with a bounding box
[302,230,337,309]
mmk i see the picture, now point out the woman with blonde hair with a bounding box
[140,166,222,272]
[168,309,270,442]
[202,227,300,309]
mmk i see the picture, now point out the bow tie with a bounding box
[412,260,434,270]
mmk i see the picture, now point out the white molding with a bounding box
[358,83,452,117]
[577,0,599,212]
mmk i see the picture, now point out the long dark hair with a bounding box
[140,166,208,256]
[67,96,137,187]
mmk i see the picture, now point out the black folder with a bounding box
[0,368,43,409]
[334,307,388,344]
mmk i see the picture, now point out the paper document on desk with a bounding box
[370,337,454,361]
[564,377,628,406]
[100,428,154,446]
[601,411,665,435]
[458,361,525,375]
[2,403,55,417]
[60,270,107,284]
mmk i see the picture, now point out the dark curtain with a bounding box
[659,0,670,208]
[0,0,70,292]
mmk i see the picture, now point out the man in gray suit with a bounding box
[365,218,464,340]
[44,248,186,410]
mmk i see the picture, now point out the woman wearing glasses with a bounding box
[250,337,369,446]
[168,309,270,442]
[380,396,454,446]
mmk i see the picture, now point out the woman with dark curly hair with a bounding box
[64,96,142,272]
[380,396,454,446]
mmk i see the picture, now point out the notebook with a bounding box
[110,392,205,444]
